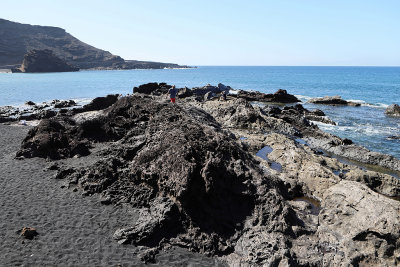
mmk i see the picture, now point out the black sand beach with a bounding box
[0,124,224,266]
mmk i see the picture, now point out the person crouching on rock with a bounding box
[168,85,179,103]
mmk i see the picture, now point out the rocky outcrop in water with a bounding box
[237,89,300,103]
[308,96,361,106]
[14,49,79,73]
[385,104,400,117]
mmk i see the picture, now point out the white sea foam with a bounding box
[346,99,389,109]
[313,120,399,137]
[365,103,389,109]
[310,121,338,129]
[72,97,93,106]
[228,90,239,95]
[296,94,389,109]
[294,95,313,102]
[347,99,366,104]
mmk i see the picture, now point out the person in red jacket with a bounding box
[168,85,179,103]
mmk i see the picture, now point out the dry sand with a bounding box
[0,124,224,266]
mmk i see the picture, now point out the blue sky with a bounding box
[1,0,399,66]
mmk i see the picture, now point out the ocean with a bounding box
[1,66,399,158]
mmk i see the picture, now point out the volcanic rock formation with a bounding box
[14,88,400,266]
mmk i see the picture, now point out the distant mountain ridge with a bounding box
[0,18,188,69]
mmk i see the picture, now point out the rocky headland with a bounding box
[2,84,400,266]
[0,18,189,70]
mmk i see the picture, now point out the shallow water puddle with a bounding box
[256,145,273,160]
[293,196,321,215]
[256,145,282,172]
[322,149,400,180]
[332,169,349,176]
[295,138,308,146]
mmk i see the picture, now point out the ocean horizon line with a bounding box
[193,65,400,68]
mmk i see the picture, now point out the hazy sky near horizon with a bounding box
[1,0,399,66]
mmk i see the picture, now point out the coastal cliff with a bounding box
[0,18,188,70]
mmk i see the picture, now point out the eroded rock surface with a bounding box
[317,181,400,266]
[16,91,400,266]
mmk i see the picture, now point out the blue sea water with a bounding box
[1,66,399,158]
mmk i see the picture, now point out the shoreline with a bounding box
[1,83,399,160]
[1,66,195,74]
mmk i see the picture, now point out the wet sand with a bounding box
[0,124,224,266]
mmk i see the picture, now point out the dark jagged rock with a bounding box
[217,83,231,91]
[237,89,300,103]
[288,105,336,125]
[176,84,229,100]
[38,110,58,119]
[25,101,36,106]
[79,94,119,112]
[10,67,21,73]
[54,100,76,108]
[203,91,214,101]
[0,116,16,123]
[191,84,225,97]
[308,96,361,106]
[16,119,90,159]
[16,49,79,73]
[19,227,38,240]
[132,83,198,99]
[132,83,172,95]
[270,89,301,103]
[177,87,193,98]
[342,138,353,145]
[310,109,325,116]
[16,119,69,159]
[385,104,400,117]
